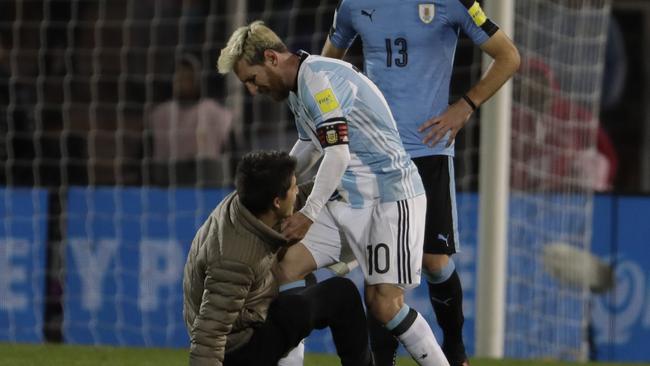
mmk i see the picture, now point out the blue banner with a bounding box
[63,187,230,347]
[591,196,650,362]
[0,188,48,343]
[59,188,650,362]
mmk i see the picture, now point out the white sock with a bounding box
[387,305,448,366]
[277,339,305,366]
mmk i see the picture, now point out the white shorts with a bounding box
[302,194,426,289]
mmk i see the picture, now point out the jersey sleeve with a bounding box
[295,119,311,141]
[449,0,499,46]
[300,65,350,149]
[288,98,312,141]
[328,0,357,50]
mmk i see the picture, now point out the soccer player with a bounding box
[182,150,373,366]
[321,1,520,365]
[218,21,448,366]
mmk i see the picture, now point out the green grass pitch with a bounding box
[0,343,647,366]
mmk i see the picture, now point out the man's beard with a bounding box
[269,88,290,101]
[266,72,290,101]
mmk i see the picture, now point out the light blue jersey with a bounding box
[329,0,498,157]
[288,52,424,208]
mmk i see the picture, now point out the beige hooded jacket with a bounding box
[183,184,310,366]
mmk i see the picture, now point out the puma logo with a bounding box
[430,296,453,307]
[361,9,375,22]
[437,233,449,246]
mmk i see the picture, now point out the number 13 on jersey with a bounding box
[385,38,408,67]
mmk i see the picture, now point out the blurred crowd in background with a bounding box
[0,0,647,193]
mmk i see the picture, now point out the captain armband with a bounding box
[317,118,349,148]
[466,1,499,37]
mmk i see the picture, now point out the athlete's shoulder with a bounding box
[303,55,352,73]
[453,0,475,8]
[304,54,332,65]
[297,56,352,98]
[336,0,370,10]
[336,0,392,16]
[442,0,483,15]
[443,0,498,38]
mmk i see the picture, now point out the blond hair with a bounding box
[217,21,287,74]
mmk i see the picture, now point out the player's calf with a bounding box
[385,304,449,366]
[423,256,467,366]
[364,283,405,323]
[365,284,448,366]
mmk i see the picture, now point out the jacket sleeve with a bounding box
[189,255,254,366]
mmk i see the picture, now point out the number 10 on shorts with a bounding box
[366,243,390,275]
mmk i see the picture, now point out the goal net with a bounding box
[508,0,612,360]
[0,0,611,360]
[0,0,344,347]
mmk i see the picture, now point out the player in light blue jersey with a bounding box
[323,1,520,365]
[219,21,450,366]
[288,53,424,208]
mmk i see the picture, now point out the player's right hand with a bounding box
[418,99,474,147]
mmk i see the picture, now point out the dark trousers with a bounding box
[224,277,373,366]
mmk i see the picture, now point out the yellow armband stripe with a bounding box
[468,1,487,26]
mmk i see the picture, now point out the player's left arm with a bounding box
[421,28,520,146]
[470,30,521,109]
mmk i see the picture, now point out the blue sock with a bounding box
[279,279,306,293]
[385,304,411,331]
[423,257,455,284]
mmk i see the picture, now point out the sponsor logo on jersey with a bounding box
[419,4,435,24]
[468,1,487,26]
[361,9,375,22]
[315,88,340,113]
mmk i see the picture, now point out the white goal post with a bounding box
[476,0,514,358]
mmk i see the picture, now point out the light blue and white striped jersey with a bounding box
[288,52,424,208]
[329,0,498,158]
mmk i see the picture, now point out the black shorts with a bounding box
[412,155,459,255]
